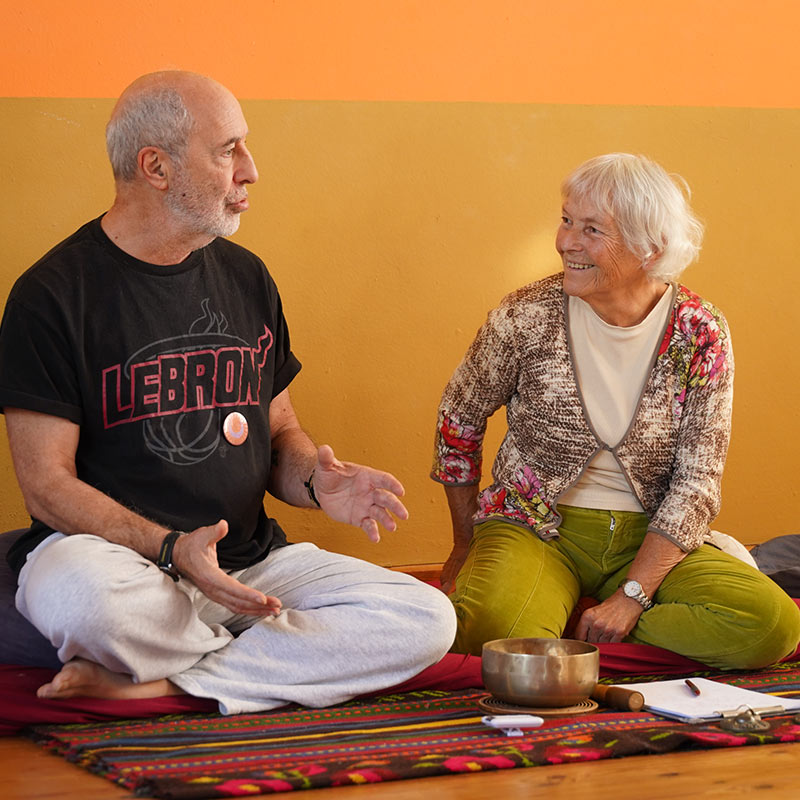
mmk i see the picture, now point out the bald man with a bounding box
[0,72,455,714]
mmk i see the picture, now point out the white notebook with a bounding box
[614,677,800,723]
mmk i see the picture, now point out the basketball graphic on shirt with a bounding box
[143,406,221,465]
[121,300,266,466]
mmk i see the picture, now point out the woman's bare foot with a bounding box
[37,658,185,700]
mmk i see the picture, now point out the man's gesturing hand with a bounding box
[313,444,409,542]
[171,521,282,616]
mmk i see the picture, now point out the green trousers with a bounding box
[450,506,800,669]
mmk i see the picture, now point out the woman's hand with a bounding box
[440,542,471,595]
[573,591,643,643]
[574,531,688,642]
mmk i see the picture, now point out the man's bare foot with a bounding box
[37,658,185,700]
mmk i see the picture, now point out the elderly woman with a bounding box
[432,153,800,668]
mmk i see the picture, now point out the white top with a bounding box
[559,289,673,512]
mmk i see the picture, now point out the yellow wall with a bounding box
[1,3,799,564]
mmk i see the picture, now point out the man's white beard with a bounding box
[165,176,241,239]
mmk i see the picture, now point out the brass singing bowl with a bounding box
[482,638,600,708]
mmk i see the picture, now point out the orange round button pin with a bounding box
[223,412,249,445]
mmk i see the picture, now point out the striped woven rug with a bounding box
[28,662,800,798]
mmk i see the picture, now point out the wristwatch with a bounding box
[619,578,654,611]
[156,530,186,582]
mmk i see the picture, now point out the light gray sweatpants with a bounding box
[16,534,456,714]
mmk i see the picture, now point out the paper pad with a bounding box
[616,677,800,723]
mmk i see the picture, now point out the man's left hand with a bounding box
[573,591,643,643]
[313,444,409,542]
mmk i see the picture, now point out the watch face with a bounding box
[624,580,642,598]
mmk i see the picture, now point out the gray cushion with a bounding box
[751,534,800,598]
[0,530,61,667]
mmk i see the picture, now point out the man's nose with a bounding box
[236,144,259,185]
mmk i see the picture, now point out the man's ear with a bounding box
[138,147,170,190]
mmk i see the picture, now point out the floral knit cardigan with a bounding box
[431,273,733,552]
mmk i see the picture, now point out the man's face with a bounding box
[165,85,258,239]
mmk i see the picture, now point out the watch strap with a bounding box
[156,530,185,582]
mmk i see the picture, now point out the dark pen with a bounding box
[685,679,701,696]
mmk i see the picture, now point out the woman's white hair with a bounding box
[561,153,704,282]
[106,86,195,182]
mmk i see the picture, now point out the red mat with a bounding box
[5,598,799,736]
[0,643,715,736]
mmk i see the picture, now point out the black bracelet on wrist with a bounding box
[304,469,321,508]
[156,530,186,582]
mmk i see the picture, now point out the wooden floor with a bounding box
[5,734,800,799]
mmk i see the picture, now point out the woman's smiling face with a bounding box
[556,194,652,311]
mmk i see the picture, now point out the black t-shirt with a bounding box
[0,217,301,573]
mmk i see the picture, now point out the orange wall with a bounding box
[3,0,800,106]
[1,3,799,565]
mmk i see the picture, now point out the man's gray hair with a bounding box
[106,87,195,182]
[561,153,704,282]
